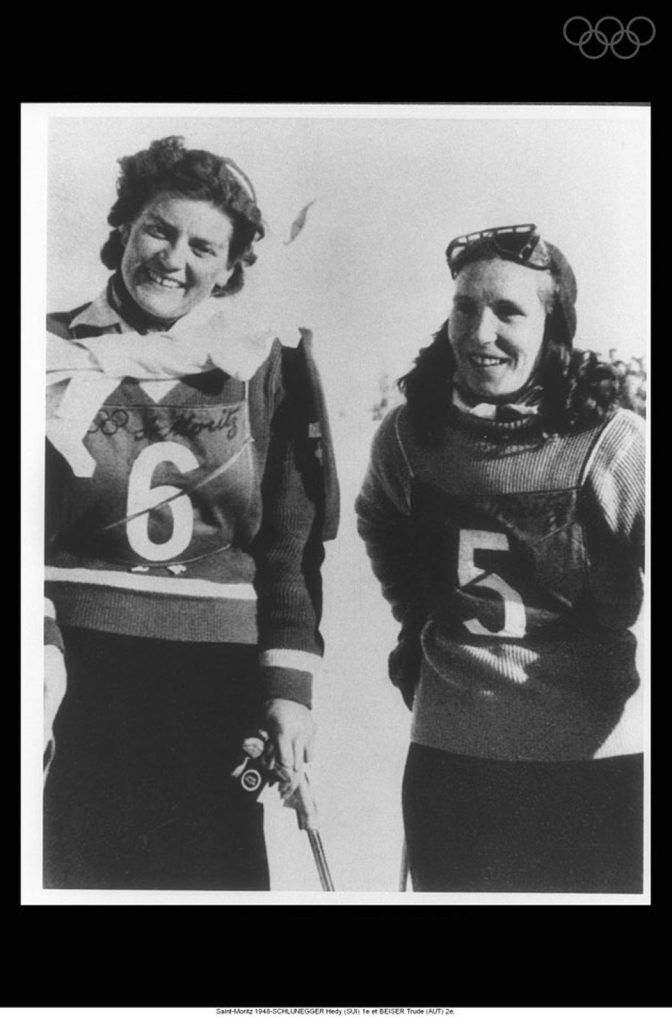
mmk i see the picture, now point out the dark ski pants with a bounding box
[44,628,269,891]
[403,743,643,893]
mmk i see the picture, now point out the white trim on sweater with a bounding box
[259,648,322,674]
[45,565,256,600]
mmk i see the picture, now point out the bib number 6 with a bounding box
[126,442,199,561]
[457,529,526,638]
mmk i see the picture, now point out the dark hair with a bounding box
[100,136,265,298]
[399,241,626,443]
[399,319,625,445]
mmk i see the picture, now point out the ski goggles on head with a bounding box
[445,223,552,278]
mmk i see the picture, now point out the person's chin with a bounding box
[132,285,188,321]
[465,376,511,401]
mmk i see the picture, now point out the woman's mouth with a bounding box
[145,268,186,290]
[469,354,508,367]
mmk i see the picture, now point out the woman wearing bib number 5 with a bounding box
[356,225,644,892]
[44,136,338,889]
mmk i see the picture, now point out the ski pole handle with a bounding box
[284,774,336,891]
[283,772,319,831]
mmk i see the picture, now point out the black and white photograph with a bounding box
[22,101,650,905]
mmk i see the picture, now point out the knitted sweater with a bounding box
[45,288,340,708]
[355,403,645,760]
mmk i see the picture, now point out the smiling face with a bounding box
[448,258,552,402]
[119,194,235,321]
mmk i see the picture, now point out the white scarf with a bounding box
[452,387,542,421]
[47,297,277,477]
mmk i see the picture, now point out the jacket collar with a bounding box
[69,286,130,333]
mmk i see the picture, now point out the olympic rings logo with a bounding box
[563,16,655,59]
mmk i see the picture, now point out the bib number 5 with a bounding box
[457,529,526,638]
[126,441,199,561]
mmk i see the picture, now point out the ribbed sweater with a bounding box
[356,403,645,760]
[45,290,340,707]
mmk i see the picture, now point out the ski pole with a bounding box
[399,839,410,892]
[232,733,335,891]
[283,773,335,892]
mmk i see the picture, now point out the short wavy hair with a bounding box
[100,136,265,298]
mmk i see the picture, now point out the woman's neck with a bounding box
[453,378,542,409]
[108,272,180,334]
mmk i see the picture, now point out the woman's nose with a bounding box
[158,239,187,270]
[472,309,498,344]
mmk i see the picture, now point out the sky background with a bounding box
[23,104,650,902]
[46,108,649,407]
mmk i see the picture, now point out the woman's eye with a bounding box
[495,303,522,319]
[146,225,167,239]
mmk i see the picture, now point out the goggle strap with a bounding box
[446,225,552,276]
[221,157,258,205]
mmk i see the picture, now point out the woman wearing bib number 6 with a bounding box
[44,136,338,889]
[356,225,644,892]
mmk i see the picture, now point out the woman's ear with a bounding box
[119,224,131,248]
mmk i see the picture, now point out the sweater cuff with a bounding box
[44,598,64,652]
[259,649,321,708]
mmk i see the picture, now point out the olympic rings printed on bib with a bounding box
[563,16,655,59]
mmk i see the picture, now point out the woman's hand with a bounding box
[44,645,67,779]
[262,698,315,798]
